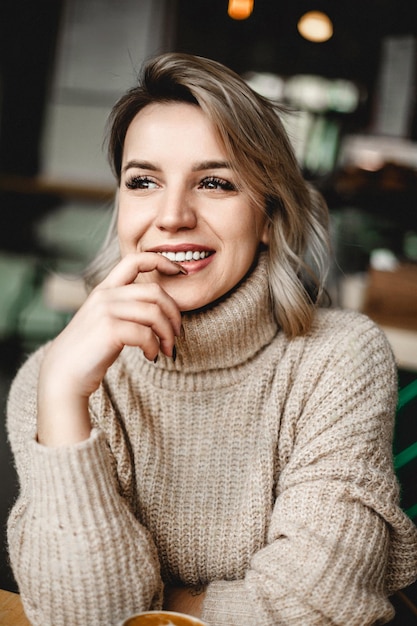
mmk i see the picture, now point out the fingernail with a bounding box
[172,344,177,362]
[172,261,188,275]
[153,355,159,364]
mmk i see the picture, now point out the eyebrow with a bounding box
[122,160,157,174]
[122,159,232,174]
[192,160,231,172]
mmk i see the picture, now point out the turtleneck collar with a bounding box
[124,252,279,376]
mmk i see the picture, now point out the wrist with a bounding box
[163,585,206,618]
[37,378,92,447]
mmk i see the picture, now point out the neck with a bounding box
[157,252,278,372]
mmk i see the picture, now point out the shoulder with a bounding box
[277,309,398,452]
[283,308,397,406]
[8,344,48,404]
[271,307,396,381]
[308,308,395,365]
[312,306,387,337]
[7,343,49,441]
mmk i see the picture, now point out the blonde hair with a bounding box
[85,52,331,338]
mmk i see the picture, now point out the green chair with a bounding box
[394,378,417,521]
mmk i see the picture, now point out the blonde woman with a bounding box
[7,53,417,625]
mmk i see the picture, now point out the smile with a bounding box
[158,250,212,262]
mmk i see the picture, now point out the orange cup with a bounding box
[120,610,207,626]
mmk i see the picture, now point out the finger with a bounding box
[110,319,162,362]
[106,299,177,356]
[101,252,187,289]
[94,319,161,360]
[94,282,182,337]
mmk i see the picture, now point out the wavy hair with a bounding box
[85,52,331,338]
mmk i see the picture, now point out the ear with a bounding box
[260,219,270,245]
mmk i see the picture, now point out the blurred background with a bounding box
[0,0,416,621]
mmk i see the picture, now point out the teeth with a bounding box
[159,250,210,262]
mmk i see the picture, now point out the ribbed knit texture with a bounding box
[7,254,417,626]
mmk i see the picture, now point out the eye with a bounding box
[125,176,158,190]
[199,176,237,192]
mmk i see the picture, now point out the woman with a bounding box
[7,53,417,625]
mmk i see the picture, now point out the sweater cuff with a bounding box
[27,428,123,526]
[202,580,260,625]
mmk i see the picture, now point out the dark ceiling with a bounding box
[173,0,417,91]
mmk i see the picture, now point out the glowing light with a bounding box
[297,11,333,43]
[228,0,254,20]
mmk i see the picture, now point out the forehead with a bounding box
[127,102,211,135]
[123,102,228,156]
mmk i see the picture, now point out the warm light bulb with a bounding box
[228,0,254,20]
[297,11,333,43]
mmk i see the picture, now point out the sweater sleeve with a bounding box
[202,314,417,626]
[6,347,163,626]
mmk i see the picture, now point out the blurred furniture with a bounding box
[363,264,417,332]
[0,589,30,626]
[363,263,417,371]
[0,192,111,353]
[380,327,417,372]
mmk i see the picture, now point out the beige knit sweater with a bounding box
[7,256,417,626]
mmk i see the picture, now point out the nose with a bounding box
[155,185,197,232]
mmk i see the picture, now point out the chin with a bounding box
[177,289,232,314]
[174,292,215,314]
[167,284,217,314]
[178,300,210,314]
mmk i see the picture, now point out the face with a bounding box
[118,102,269,311]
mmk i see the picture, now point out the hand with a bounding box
[37,253,185,446]
[163,585,206,618]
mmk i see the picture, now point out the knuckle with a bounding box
[142,328,155,345]
[88,289,109,312]
[148,282,165,300]
[133,281,164,302]
[124,252,138,265]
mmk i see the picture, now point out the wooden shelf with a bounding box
[0,174,115,202]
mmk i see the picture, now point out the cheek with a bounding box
[117,207,146,249]
[251,204,269,242]
[236,212,268,246]
[116,216,132,253]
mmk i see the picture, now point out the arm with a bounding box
[37,253,183,446]
[7,348,163,626]
[200,317,417,625]
[7,253,185,626]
